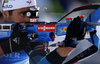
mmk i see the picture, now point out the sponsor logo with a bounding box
[3,5,13,8]
[2,0,8,7]
[60,27,67,33]
[2,0,15,8]
[26,0,32,4]
[13,37,18,44]
[13,37,20,45]
[76,47,95,59]
[37,25,55,32]
[4,0,8,3]
[30,18,37,22]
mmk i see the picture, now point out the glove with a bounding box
[0,23,29,54]
[64,16,87,48]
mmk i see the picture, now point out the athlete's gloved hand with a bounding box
[64,16,87,48]
[0,23,29,54]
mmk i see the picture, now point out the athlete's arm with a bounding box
[37,47,74,64]
[56,47,74,57]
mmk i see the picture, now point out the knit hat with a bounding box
[2,0,36,11]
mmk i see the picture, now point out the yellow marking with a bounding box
[60,27,67,33]
[63,27,67,33]
[60,28,63,33]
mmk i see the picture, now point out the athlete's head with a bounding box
[2,0,37,23]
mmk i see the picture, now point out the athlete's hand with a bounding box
[0,23,29,54]
[64,16,87,48]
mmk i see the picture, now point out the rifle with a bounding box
[0,22,57,42]
[1,3,100,64]
[0,19,95,42]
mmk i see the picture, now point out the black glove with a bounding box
[64,16,87,48]
[0,23,29,54]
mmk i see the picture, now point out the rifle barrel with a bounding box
[86,22,100,26]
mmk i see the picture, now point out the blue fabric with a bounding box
[85,7,100,52]
[0,50,29,64]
